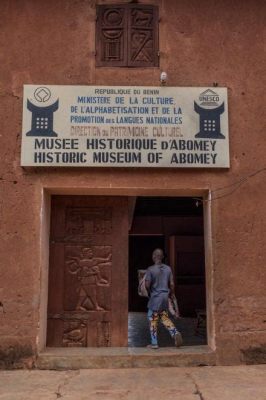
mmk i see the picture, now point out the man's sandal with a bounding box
[174,332,183,347]
[147,344,159,349]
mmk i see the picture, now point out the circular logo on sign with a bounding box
[34,87,51,102]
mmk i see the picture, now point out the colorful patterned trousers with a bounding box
[147,309,178,346]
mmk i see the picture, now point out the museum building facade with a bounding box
[0,0,265,368]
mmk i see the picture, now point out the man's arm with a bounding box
[169,270,175,298]
[145,269,151,294]
[145,279,151,293]
[169,282,175,298]
[95,253,112,264]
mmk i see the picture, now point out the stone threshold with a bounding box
[37,345,216,369]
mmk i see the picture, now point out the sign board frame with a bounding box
[21,85,230,168]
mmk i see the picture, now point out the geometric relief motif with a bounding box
[65,207,112,242]
[97,321,111,347]
[63,320,87,347]
[65,246,112,312]
[130,8,154,63]
[101,8,125,62]
[130,30,153,62]
[97,5,158,67]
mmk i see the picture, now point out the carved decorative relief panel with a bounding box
[129,7,155,66]
[63,320,87,347]
[101,7,125,62]
[96,4,159,67]
[47,196,128,348]
[97,321,111,347]
[64,207,112,242]
[65,245,112,312]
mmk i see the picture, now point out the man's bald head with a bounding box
[152,248,164,264]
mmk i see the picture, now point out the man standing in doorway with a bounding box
[145,248,183,349]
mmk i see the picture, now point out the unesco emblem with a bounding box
[199,89,220,107]
[34,87,51,103]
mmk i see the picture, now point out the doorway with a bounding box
[128,197,207,347]
[46,194,207,348]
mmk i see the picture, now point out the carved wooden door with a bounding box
[47,196,128,347]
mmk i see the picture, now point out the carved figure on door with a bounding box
[63,320,87,347]
[66,247,111,311]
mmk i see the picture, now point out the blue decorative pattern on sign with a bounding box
[26,99,59,137]
[194,102,225,139]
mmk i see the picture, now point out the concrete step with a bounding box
[37,345,216,369]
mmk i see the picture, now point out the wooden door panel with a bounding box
[47,319,64,347]
[169,235,205,317]
[48,243,65,314]
[47,196,128,347]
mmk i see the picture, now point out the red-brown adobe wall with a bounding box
[0,0,265,367]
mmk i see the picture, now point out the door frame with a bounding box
[37,188,214,352]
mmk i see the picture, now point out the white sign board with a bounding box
[21,85,229,168]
